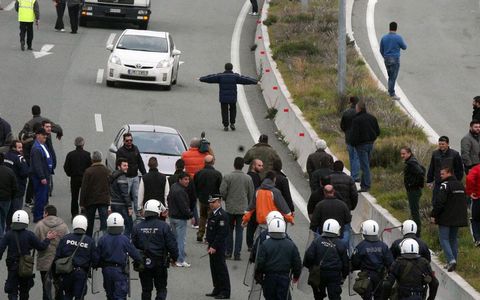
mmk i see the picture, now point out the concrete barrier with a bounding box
[254,1,480,299]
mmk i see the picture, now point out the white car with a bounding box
[106,29,181,90]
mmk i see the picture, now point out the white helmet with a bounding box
[107,213,124,234]
[266,210,284,225]
[72,215,88,232]
[144,199,161,216]
[400,238,419,255]
[322,219,341,237]
[11,210,29,230]
[362,220,379,240]
[402,220,418,236]
[268,218,286,238]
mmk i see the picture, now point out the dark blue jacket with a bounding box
[96,233,142,267]
[199,70,258,104]
[0,229,50,269]
[4,150,29,197]
[256,236,302,279]
[206,207,229,250]
[55,233,97,270]
[30,140,53,180]
[380,32,407,58]
[0,117,12,147]
[45,136,57,172]
[132,217,179,262]
[351,239,393,272]
[303,236,349,278]
[390,234,431,262]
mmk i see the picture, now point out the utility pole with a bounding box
[338,0,347,96]
[301,0,309,12]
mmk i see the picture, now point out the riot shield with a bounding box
[297,230,316,293]
[91,230,104,294]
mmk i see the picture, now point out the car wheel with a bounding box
[79,17,87,27]
[106,80,115,87]
[139,21,148,30]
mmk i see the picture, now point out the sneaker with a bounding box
[191,224,199,229]
[390,95,400,100]
[252,12,259,16]
[223,126,229,131]
[60,29,66,32]
[475,240,480,247]
[176,261,191,268]
[230,124,236,131]
[447,261,456,272]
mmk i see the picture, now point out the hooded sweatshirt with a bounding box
[34,215,69,271]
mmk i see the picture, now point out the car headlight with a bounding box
[138,10,148,15]
[109,55,121,65]
[156,59,172,68]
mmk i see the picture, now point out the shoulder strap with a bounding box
[399,260,414,282]
[70,234,86,259]
[318,239,334,266]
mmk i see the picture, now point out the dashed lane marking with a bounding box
[4,1,15,11]
[96,69,104,84]
[106,33,116,48]
[94,114,103,132]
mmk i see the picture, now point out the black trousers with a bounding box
[246,213,258,248]
[139,267,168,300]
[70,176,82,219]
[220,103,236,127]
[209,250,230,296]
[19,22,33,47]
[68,4,80,33]
[40,271,62,300]
[55,2,66,30]
[250,0,258,13]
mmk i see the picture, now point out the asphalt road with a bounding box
[352,0,480,148]
[0,0,351,299]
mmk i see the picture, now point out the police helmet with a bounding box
[402,220,418,236]
[400,238,419,255]
[107,212,124,234]
[266,210,284,225]
[72,215,88,233]
[11,210,29,230]
[322,219,341,237]
[268,218,286,239]
[144,199,161,217]
[361,220,379,241]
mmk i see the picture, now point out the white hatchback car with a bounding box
[106,29,181,90]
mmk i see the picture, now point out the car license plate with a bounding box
[110,8,121,13]
[128,69,148,76]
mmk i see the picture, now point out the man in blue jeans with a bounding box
[340,96,360,181]
[430,167,468,272]
[380,21,407,100]
[349,101,380,192]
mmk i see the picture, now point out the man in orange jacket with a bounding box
[466,164,480,246]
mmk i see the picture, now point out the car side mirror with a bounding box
[172,49,181,56]
[109,143,117,153]
[106,44,114,51]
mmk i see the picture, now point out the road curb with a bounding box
[254,1,480,299]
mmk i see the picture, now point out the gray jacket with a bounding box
[220,170,254,215]
[461,131,480,169]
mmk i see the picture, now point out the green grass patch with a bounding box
[266,0,479,291]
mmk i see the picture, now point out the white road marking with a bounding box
[179,61,185,65]
[33,44,54,59]
[94,114,103,132]
[366,0,438,143]
[96,69,104,84]
[106,33,116,47]
[4,1,15,11]
[232,0,309,219]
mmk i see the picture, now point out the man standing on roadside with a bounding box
[199,63,258,131]
[63,136,91,219]
[30,127,52,223]
[461,120,480,174]
[340,96,360,182]
[53,0,66,32]
[349,100,380,193]
[380,21,407,100]
[472,96,480,121]
[15,0,39,51]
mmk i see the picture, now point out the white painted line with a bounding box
[106,33,116,47]
[41,44,54,52]
[366,0,439,143]
[94,114,104,132]
[4,1,15,11]
[96,69,104,84]
[179,61,185,65]
[232,0,309,220]
[33,44,54,59]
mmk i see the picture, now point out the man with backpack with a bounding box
[401,147,426,237]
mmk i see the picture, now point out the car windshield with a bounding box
[131,131,185,156]
[116,35,168,53]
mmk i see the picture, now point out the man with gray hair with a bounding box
[63,137,91,219]
[80,151,111,236]
[306,138,334,181]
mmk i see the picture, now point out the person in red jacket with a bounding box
[466,164,480,246]
[181,138,208,178]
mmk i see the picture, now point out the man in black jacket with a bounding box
[138,157,169,219]
[199,63,258,131]
[349,100,380,193]
[116,132,146,217]
[272,160,294,213]
[472,96,480,121]
[194,155,222,242]
[0,153,18,239]
[0,117,12,153]
[306,139,333,181]
[110,158,133,237]
[63,136,91,219]
[427,136,463,205]
[430,167,468,271]
[340,96,360,182]
[328,160,358,211]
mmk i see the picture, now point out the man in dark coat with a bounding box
[244,134,281,178]
[199,62,258,131]
[272,160,294,213]
[328,160,358,211]
[472,96,480,121]
[30,128,52,223]
[306,139,333,181]
[340,96,360,181]
[138,157,169,219]
[349,100,380,193]
[0,153,18,239]
[63,136,91,219]
[0,117,12,153]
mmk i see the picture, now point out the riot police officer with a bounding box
[132,199,178,300]
[351,220,393,300]
[303,219,349,300]
[249,210,285,263]
[256,217,302,300]
[382,238,439,300]
[205,195,231,299]
[55,215,96,300]
[390,220,431,262]
[96,212,142,300]
[0,210,56,300]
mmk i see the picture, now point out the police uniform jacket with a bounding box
[0,229,50,269]
[352,240,393,272]
[206,207,228,251]
[303,236,349,278]
[431,175,468,227]
[132,217,179,263]
[0,164,18,202]
[390,235,431,262]
[4,150,29,197]
[256,236,302,279]
[95,233,142,268]
[55,233,97,270]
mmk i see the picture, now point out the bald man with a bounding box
[194,155,223,242]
